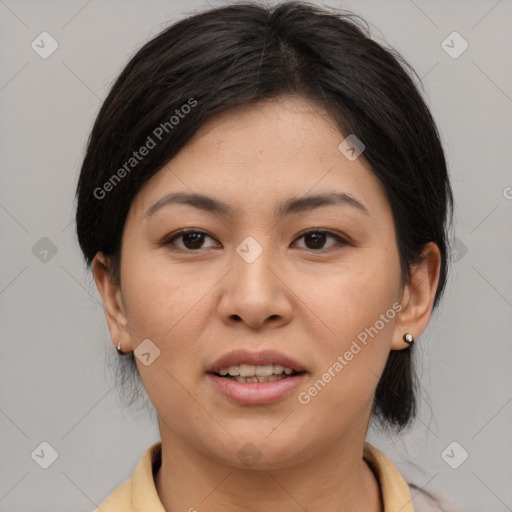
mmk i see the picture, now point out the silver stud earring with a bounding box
[403,333,414,346]
[117,341,124,355]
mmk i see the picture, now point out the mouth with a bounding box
[210,364,306,383]
[205,349,308,404]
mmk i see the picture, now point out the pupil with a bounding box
[183,233,204,249]
[306,232,326,249]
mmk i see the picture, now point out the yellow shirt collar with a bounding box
[95,441,414,511]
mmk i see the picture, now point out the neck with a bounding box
[154,422,382,512]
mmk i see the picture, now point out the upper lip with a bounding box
[207,349,307,374]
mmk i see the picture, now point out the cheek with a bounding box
[293,247,400,399]
[294,246,400,344]
[119,255,218,406]
[121,262,207,419]
[120,254,206,343]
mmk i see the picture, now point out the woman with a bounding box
[75,2,453,510]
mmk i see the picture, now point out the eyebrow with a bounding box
[144,191,370,219]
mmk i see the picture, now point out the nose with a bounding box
[217,241,294,330]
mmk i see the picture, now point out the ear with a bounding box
[391,242,441,350]
[92,252,133,352]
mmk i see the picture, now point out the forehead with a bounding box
[183,95,345,161]
[130,95,390,221]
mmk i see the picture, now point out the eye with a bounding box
[162,229,348,252]
[163,229,219,251]
[292,230,347,251]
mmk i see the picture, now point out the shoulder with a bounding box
[409,485,449,512]
[91,441,163,512]
[92,480,132,512]
[363,442,414,511]
[364,442,450,512]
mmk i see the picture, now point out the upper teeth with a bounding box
[218,364,294,377]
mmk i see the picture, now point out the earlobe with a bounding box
[92,252,132,352]
[390,242,441,351]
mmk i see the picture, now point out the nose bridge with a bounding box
[233,234,278,297]
[218,233,293,327]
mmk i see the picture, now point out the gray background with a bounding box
[1,0,511,510]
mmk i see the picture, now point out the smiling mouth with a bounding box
[211,363,305,383]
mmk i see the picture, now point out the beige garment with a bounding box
[93,441,415,511]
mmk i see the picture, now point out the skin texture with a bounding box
[93,95,441,512]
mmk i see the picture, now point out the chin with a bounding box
[210,434,313,471]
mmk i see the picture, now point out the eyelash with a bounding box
[162,229,349,253]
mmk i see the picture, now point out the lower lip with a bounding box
[206,373,308,405]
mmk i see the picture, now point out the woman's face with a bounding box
[100,95,418,469]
